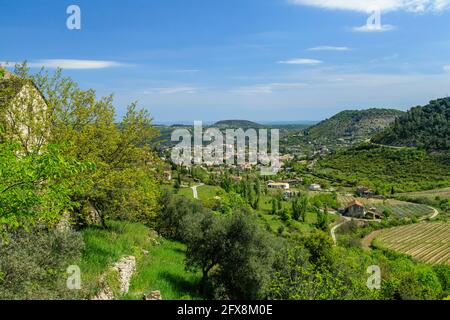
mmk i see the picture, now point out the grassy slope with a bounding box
[80,220,201,300]
[125,239,202,300]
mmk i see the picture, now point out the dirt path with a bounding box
[426,206,439,220]
[191,183,204,199]
[361,230,383,250]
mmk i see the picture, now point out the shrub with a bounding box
[0,228,84,300]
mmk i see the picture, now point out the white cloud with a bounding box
[278,58,323,65]
[33,59,128,69]
[289,0,450,13]
[144,86,200,95]
[232,83,306,94]
[444,65,450,72]
[308,46,351,51]
[352,24,396,32]
[1,59,129,70]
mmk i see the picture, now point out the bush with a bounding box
[0,228,84,300]
[182,209,276,299]
[156,190,205,240]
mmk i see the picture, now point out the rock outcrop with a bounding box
[92,255,136,300]
[144,290,162,300]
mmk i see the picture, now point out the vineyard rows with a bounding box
[338,196,433,218]
[376,222,450,265]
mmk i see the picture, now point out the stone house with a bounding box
[0,68,49,152]
[344,200,366,218]
[356,186,375,197]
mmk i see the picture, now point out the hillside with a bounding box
[315,144,450,193]
[372,98,450,151]
[305,109,405,141]
[213,120,263,128]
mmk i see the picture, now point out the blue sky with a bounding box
[1,0,450,122]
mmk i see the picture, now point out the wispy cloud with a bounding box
[352,24,396,32]
[308,46,351,51]
[143,86,200,95]
[232,82,306,95]
[444,65,450,72]
[289,0,450,13]
[370,53,400,63]
[1,59,129,70]
[278,58,323,65]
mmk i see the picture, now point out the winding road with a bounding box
[330,217,351,245]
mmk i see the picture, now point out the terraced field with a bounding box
[368,202,433,218]
[375,222,450,265]
[398,187,450,200]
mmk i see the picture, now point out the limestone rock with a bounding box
[144,290,162,300]
[113,256,136,294]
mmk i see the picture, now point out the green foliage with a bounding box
[375,251,445,300]
[157,190,205,240]
[81,220,202,300]
[292,194,308,222]
[299,230,334,267]
[30,66,162,224]
[269,239,374,300]
[373,98,450,151]
[178,206,276,299]
[0,142,92,232]
[220,175,262,210]
[0,228,84,300]
[315,208,329,232]
[310,193,339,210]
[316,145,450,193]
[126,239,203,300]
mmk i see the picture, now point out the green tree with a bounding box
[182,210,275,299]
[0,141,92,232]
[27,65,162,225]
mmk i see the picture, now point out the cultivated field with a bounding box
[375,222,450,265]
[338,195,434,218]
[397,187,450,200]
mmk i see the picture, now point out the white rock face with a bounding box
[113,256,136,294]
[92,255,136,300]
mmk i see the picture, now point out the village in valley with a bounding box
[156,120,446,254]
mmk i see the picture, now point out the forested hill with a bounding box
[372,98,450,151]
[305,109,404,141]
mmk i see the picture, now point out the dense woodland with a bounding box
[372,98,450,151]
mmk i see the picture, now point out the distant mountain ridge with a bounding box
[305,108,405,141]
[372,98,450,151]
[213,120,263,128]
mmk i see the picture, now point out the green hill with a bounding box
[315,144,450,193]
[372,98,450,151]
[305,109,405,141]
